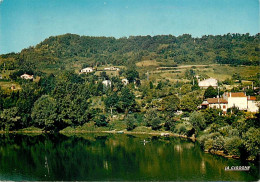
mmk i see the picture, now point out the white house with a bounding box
[198,78,218,89]
[223,92,247,110]
[102,80,112,87]
[122,78,129,85]
[247,96,259,112]
[201,92,259,113]
[81,67,94,73]
[20,74,33,80]
[104,67,120,71]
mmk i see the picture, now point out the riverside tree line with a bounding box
[0,67,259,161]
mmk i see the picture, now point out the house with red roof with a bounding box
[223,92,247,110]
[247,96,259,112]
[201,98,228,113]
[201,92,259,113]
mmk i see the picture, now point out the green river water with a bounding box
[0,133,258,181]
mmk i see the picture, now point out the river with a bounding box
[0,133,258,181]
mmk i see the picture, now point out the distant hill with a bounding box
[0,33,259,71]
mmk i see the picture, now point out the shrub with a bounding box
[218,125,232,136]
[204,138,214,151]
[179,125,187,134]
[228,128,239,137]
[189,111,206,134]
[198,132,222,150]
[212,136,225,151]
[125,115,136,131]
[224,136,242,156]
[144,109,157,127]
[151,117,161,130]
[94,114,108,127]
[164,120,175,131]
[242,127,260,160]
[174,124,188,135]
[207,123,220,133]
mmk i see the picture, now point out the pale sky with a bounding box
[0,0,259,54]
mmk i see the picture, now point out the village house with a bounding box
[201,98,228,113]
[104,67,120,71]
[102,80,112,87]
[80,67,94,73]
[198,78,218,89]
[20,73,34,80]
[201,92,259,113]
[223,92,247,110]
[122,78,129,85]
[247,96,259,112]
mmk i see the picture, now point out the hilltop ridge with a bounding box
[0,33,259,72]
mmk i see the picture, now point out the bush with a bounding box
[224,136,242,156]
[204,138,214,151]
[144,109,157,127]
[242,127,260,160]
[94,114,108,127]
[179,125,187,134]
[189,111,206,134]
[212,136,225,151]
[151,117,161,130]
[218,125,232,136]
[228,128,239,137]
[199,132,221,150]
[125,115,136,131]
[164,120,175,131]
[175,124,187,135]
[126,119,135,131]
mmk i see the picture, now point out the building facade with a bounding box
[198,78,218,89]
[81,67,94,73]
[223,92,247,110]
[202,92,259,113]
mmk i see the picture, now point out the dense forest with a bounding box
[1,33,259,71]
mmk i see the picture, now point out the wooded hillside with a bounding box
[1,33,259,71]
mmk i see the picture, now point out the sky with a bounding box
[0,0,259,54]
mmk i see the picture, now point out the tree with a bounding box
[161,95,180,112]
[242,127,260,160]
[144,109,157,126]
[31,95,58,131]
[125,115,136,131]
[204,86,218,99]
[189,111,206,135]
[144,108,161,130]
[180,93,202,112]
[151,117,161,130]
[104,92,119,115]
[119,87,136,116]
[224,136,242,156]
[0,107,21,131]
[100,71,109,80]
[126,68,139,83]
[94,114,108,127]
[156,81,163,90]
[149,81,154,89]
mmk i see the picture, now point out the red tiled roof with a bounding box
[247,96,256,101]
[207,98,228,104]
[225,92,246,97]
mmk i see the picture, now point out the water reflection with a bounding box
[0,133,258,181]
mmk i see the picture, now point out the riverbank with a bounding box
[0,126,250,161]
